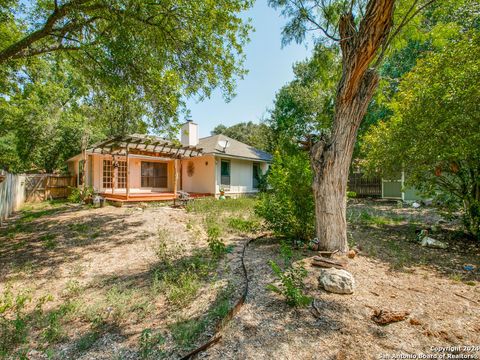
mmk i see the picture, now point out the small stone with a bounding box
[420,236,447,249]
[318,268,355,294]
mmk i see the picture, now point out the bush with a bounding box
[68,186,94,203]
[266,241,311,307]
[255,151,315,241]
[206,219,227,258]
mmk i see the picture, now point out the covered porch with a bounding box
[82,135,204,203]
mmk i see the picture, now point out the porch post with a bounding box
[126,146,130,200]
[173,159,178,199]
[111,155,115,195]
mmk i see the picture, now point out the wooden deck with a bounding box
[100,192,212,203]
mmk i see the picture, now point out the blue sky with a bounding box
[185,1,312,138]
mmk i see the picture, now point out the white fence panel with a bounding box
[0,173,26,224]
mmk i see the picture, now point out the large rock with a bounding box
[318,268,355,294]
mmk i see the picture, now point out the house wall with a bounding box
[181,155,216,194]
[85,154,175,192]
[214,157,268,195]
[68,153,270,196]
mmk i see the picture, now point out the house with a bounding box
[66,121,272,202]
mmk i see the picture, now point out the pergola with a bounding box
[85,134,203,201]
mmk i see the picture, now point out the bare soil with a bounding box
[0,199,479,360]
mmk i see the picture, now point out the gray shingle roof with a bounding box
[197,135,272,162]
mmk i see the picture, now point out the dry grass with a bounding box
[0,199,257,359]
[1,198,479,359]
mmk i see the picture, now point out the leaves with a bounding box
[363,31,480,237]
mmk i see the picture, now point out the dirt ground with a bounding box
[204,238,480,360]
[0,199,479,359]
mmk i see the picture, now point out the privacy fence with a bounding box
[347,172,382,197]
[24,174,75,202]
[0,172,74,223]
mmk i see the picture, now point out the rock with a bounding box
[318,268,355,294]
[412,202,421,208]
[420,236,448,249]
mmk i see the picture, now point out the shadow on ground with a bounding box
[0,204,145,281]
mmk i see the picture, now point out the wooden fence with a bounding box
[0,172,25,223]
[348,173,382,197]
[25,174,75,202]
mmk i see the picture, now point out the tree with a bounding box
[269,0,438,251]
[1,0,253,127]
[363,32,480,238]
[269,45,340,152]
[211,121,273,152]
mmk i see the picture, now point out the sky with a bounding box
[185,1,312,138]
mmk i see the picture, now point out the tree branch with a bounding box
[0,0,90,63]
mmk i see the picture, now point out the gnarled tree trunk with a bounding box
[311,0,395,252]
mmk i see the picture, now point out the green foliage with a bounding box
[256,151,315,241]
[363,32,480,238]
[139,328,165,359]
[40,233,58,250]
[0,289,31,356]
[266,259,311,308]
[1,0,254,172]
[268,45,340,151]
[266,241,311,307]
[169,318,207,350]
[206,220,227,258]
[75,331,100,353]
[212,121,273,152]
[67,186,95,204]
[227,217,261,234]
[346,191,357,199]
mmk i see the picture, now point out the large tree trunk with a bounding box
[311,0,395,252]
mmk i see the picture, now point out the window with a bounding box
[117,161,127,189]
[220,160,230,187]
[103,160,112,189]
[141,162,168,188]
[253,163,261,189]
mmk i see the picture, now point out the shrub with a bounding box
[255,151,315,241]
[266,241,311,307]
[139,328,165,359]
[266,261,311,307]
[0,289,31,356]
[206,220,226,258]
[68,186,95,203]
[347,191,357,198]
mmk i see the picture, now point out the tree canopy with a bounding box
[0,0,254,172]
[211,121,272,152]
[363,32,480,238]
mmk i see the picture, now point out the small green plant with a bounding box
[206,221,226,258]
[227,217,260,234]
[170,318,207,350]
[76,331,100,352]
[64,280,82,298]
[40,233,58,250]
[266,242,311,307]
[68,186,95,203]
[0,289,31,356]
[346,191,357,198]
[139,328,165,359]
[266,260,311,307]
[164,272,200,306]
